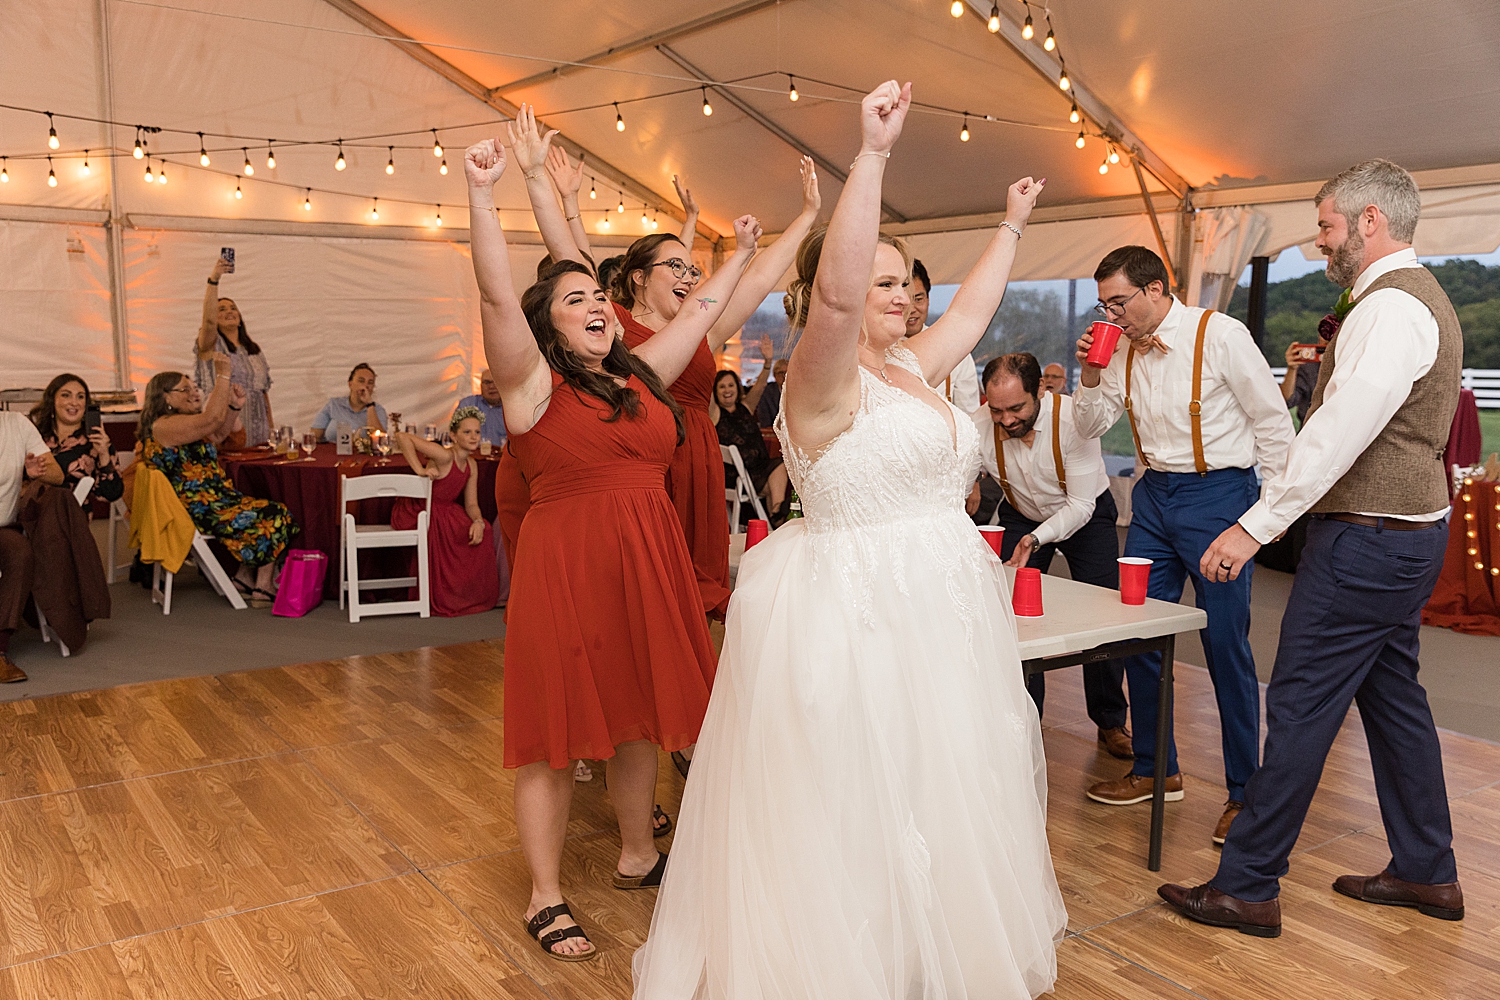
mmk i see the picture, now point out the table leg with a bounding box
[1148,634,1175,872]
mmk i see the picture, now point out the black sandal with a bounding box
[523,902,597,963]
[671,751,692,779]
[614,851,669,890]
[652,804,672,838]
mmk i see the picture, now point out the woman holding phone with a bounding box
[28,373,124,505]
[195,252,273,446]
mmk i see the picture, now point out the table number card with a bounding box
[336,423,353,455]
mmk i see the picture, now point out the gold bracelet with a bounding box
[1000,221,1024,239]
[848,150,890,171]
[523,170,544,181]
[565,213,579,221]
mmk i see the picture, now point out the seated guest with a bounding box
[453,369,506,447]
[391,407,500,617]
[0,411,64,681]
[754,356,790,428]
[29,373,124,505]
[1039,362,1068,395]
[312,363,388,442]
[139,356,297,608]
[711,338,788,521]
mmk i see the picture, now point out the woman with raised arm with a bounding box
[510,106,821,617]
[633,82,1064,998]
[465,136,760,964]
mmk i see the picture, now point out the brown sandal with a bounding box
[523,902,597,962]
[614,851,669,890]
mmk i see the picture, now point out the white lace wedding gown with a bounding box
[633,346,1066,999]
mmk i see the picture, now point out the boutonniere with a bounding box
[1331,287,1354,320]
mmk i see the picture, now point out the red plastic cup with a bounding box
[978,525,1005,558]
[1084,320,1124,368]
[1118,556,1152,605]
[1012,566,1044,617]
[745,519,769,549]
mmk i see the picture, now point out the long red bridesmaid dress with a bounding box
[614,302,732,619]
[494,444,529,576]
[391,460,500,617]
[503,372,716,769]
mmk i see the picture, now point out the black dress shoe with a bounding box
[1158,883,1281,938]
[1333,870,1463,921]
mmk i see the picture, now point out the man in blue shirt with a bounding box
[453,369,506,447]
[312,363,388,441]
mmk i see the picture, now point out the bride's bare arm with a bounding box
[784,81,910,454]
[907,177,1044,383]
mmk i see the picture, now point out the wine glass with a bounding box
[373,431,392,458]
[301,431,316,461]
[423,424,438,442]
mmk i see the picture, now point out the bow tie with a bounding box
[1131,334,1170,355]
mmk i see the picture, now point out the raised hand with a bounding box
[506,104,557,177]
[464,138,507,189]
[212,351,233,378]
[673,174,699,218]
[759,334,775,361]
[859,80,912,156]
[545,144,584,198]
[1005,176,1046,230]
[88,425,112,457]
[798,155,821,218]
[210,256,228,282]
[733,215,763,252]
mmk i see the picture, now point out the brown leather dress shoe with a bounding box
[1332,871,1463,921]
[1087,770,1183,805]
[0,655,26,684]
[1097,726,1133,760]
[1158,883,1281,937]
[1212,801,1243,846]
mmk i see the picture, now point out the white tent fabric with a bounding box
[1191,207,1272,312]
[0,220,116,390]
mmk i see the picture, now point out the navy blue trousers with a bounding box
[1121,467,1261,800]
[1212,516,1456,901]
[998,490,1128,730]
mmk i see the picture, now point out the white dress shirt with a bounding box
[1072,298,1294,483]
[1239,248,1446,543]
[972,393,1107,546]
[1,412,51,527]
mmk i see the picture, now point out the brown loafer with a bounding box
[0,655,26,684]
[1158,882,1281,938]
[1213,801,1243,846]
[1332,870,1463,921]
[1087,770,1183,806]
[1097,726,1134,760]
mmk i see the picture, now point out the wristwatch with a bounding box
[1022,533,1039,551]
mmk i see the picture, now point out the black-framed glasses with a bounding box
[1093,286,1144,318]
[166,384,194,395]
[651,258,703,282]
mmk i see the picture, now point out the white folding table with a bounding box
[1010,568,1208,871]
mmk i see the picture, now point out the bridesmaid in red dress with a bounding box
[465,124,760,963]
[390,408,500,617]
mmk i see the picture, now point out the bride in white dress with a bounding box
[633,81,1066,999]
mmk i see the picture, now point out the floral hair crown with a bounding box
[450,405,484,431]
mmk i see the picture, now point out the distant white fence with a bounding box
[1269,368,1500,409]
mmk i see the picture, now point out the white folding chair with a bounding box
[35,476,97,656]
[106,450,135,583]
[721,444,768,527]
[141,478,247,615]
[339,473,431,623]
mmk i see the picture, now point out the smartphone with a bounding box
[1290,343,1324,362]
[84,404,102,431]
[220,247,235,273]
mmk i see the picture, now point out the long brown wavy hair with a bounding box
[608,233,687,311]
[521,261,685,444]
[28,372,90,441]
[213,298,263,354]
[783,225,910,331]
[138,371,188,443]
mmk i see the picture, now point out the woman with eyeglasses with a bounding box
[508,105,823,619]
[137,355,297,607]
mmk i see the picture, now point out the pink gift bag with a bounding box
[272,549,327,617]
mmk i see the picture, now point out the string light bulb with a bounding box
[589,178,596,199]
[81,151,91,176]
[370,197,379,220]
[1058,70,1071,91]
[641,205,650,226]
[1022,12,1034,39]
[143,159,154,183]
[265,142,276,169]
[1076,130,1087,149]
[439,158,448,176]
[435,205,443,227]
[198,133,210,166]
[950,0,964,17]
[1,158,7,182]
[432,130,443,157]
[615,103,625,131]
[960,114,970,142]
[651,209,660,230]
[157,160,167,185]
[47,156,57,187]
[47,113,59,150]
[617,194,625,214]
[242,148,254,176]
[303,188,312,211]
[599,215,611,231]
[334,141,346,171]
[133,130,144,160]
[988,5,1000,32]
[1044,27,1056,51]
[386,147,395,175]
[1098,156,1109,175]
[788,75,799,101]
[1069,101,1081,124]
[234,180,242,199]
[702,87,713,116]
[1108,146,1121,164]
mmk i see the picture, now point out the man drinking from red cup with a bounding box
[1071,246,1294,847]
[973,351,1131,760]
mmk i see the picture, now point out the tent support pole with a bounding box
[1131,157,1177,293]
[1246,256,1270,348]
[1173,195,1195,302]
[97,0,131,390]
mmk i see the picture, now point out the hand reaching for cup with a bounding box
[859,80,912,157]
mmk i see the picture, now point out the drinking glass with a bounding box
[301,431,316,460]
[278,425,294,455]
[423,424,438,442]
[373,431,392,457]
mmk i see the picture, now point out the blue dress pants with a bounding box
[1212,516,1456,901]
[1121,467,1261,801]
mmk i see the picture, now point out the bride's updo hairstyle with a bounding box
[783,225,912,331]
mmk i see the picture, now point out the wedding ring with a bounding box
[1219,560,1232,570]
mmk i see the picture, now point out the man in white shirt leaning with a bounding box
[973,353,1131,760]
[1072,245,1294,846]
[1160,159,1464,938]
[0,411,64,683]
[907,258,981,414]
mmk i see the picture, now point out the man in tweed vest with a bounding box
[1157,159,1464,938]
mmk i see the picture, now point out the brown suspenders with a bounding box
[994,391,1066,511]
[1124,309,1212,475]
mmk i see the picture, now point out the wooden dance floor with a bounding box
[0,640,1495,999]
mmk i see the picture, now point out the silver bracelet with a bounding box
[1000,221,1024,240]
[849,150,890,171]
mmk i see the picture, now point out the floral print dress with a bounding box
[143,437,296,567]
[46,429,124,504]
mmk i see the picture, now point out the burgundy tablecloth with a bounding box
[1423,478,1500,636]
[223,444,499,599]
